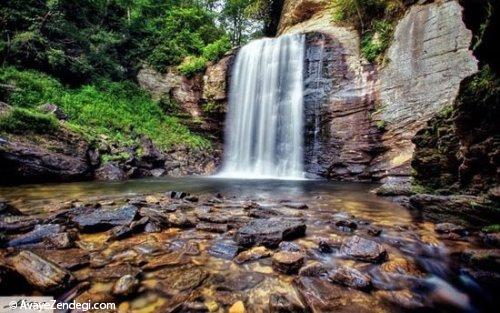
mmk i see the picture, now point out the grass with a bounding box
[0,66,209,150]
[0,107,59,134]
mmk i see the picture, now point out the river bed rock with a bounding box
[72,205,137,231]
[9,251,74,291]
[7,223,63,247]
[235,218,306,247]
[234,246,271,264]
[340,235,387,263]
[328,265,372,290]
[112,274,140,296]
[272,251,305,274]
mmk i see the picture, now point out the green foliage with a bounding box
[361,19,393,62]
[375,119,386,130]
[0,0,235,83]
[0,107,59,134]
[0,67,209,150]
[202,36,231,62]
[202,101,224,114]
[482,224,500,233]
[331,0,403,63]
[177,56,208,76]
[101,152,132,164]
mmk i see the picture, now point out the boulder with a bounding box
[272,251,305,274]
[340,235,387,263]
[328,266,371,290]
[94,162,127,181]
[72,205,137,231]
[235,218,306,247]
[9,251,74,291]
[38,103,68,120]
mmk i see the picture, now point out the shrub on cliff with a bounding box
[177,56,208,76]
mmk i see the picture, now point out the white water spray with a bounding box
[217,34,305,179]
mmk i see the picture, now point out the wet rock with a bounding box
[272,251,305,274]
[228,301,245,313]
[279,241,303,252]
[142,251,190,270]
[299,262,330,277]
[328,265,371,290]
[185,195,199,202]
[155,266,208,295]
[112,274,139,297]
[235,218,306,248]
[168,212,196,228]
[269,292,307,313]
[380,258,423,276]
[197,222,228,233]
[36,248,89,270]
[294,277,377,313]
[144,222,162,233]
[89,252,109,268]
[234,246,271,264]
[168,191,189,199]
[483,232,500,247]
[139,207,169,227]
[198,212,231,223]
[0,200,22,216]
[169,240,200,256]
[88,264,141,282]
[7,224,63,247]
[375,290,426,310]
[459,249,500,272]
[247,207,282,218]
[435,222,465,235]
[109,216,148,240]
[95,162,127,181]
[44,232,74,249]
[208,240,241,260]
[0,216,38,233]
[340,235,387,263]
[283,203,309,210]
[9,251,74,291]
[73,205,137,231]
[211,271,264,291]
[150,168,165,177]
[317,237,342,253]
[367,226,382,237]
[242,201,260,210]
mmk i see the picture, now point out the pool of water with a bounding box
[0,177,494,312]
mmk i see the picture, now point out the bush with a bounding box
[0,67,209,149]
[361,20,393,62]
[177,56,207,76]
[0,107,59,134]
[202,36,231,62]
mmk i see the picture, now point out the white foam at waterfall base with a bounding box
[216,34,306,180]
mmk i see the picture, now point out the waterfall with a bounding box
[217,34,305,179]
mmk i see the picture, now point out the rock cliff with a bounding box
[278,0,478,187]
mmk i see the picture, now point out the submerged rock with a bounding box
[142,251,190,270]
[72,205,137,231]
[328,265,372,290]
[340,235,387,263]
[375,289,426,310]
[269,292,307,313]
[234,246,271,264]
[272,251,305,274]
[299,262,330,277]
[235,218,306,247]
[208,240,241,260]
[0,200,22,216]
[10,251,74,291]
[155,266,208,294]
[197,222,228,233]
[435,223,465,235]
[112,274,139,296]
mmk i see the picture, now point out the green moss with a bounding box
[101,152,132,164]
[177,56,207,76]
[361,20,393,63]
[202,101,224,114]
[411,184,431,194]
[0,107,59,134]
[375,119,386,130]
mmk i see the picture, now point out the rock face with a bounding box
[278,0,478,185]
[0,131,94,184]
[372,0,478,187]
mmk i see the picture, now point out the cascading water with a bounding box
[217,34,306,179]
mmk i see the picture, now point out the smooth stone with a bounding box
[272,251,305,274]
[234,246,271,264]
[235,218,306,248]
[340,235,388,263]
[299,261,330,277]
[112,275,140,296]
[328,265,372,290]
